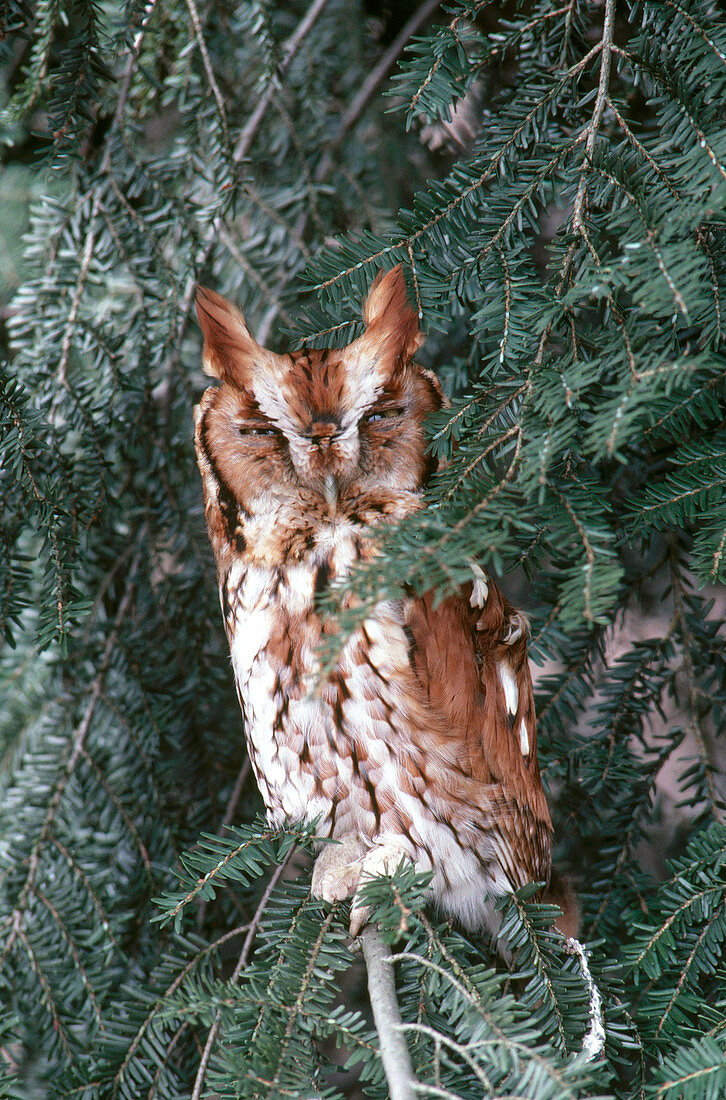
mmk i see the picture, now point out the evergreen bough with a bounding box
[1,1,724,1096]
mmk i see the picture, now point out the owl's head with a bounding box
[194,266,443,541]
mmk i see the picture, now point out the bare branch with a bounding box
[572,0,616,232]
[361,924,418,1100]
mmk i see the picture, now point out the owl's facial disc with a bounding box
[196,266,443,528]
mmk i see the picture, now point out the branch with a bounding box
[572,0,616,231]
[313,0,443,183]
[256,0,444,345]
[55,0,159,388]
[669,554,723,822]
[110,921,251,1100]
[232,0,332,163]
[360,924,418,1100]
[184,0,228,143]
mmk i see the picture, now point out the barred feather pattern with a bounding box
[194,267,552,933]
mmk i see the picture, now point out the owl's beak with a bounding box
[323,474,338,511]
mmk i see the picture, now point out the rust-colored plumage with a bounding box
[194,266,554,935]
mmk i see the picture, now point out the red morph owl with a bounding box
[194,265,557,936]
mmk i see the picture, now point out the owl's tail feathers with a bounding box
[543,867,580,940]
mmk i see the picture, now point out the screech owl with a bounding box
[193,265,554,936]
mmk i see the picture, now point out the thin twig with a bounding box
[233,0,332,163]
[572,0,616,231]
[185,0,229,143]
[360,924,418,1100]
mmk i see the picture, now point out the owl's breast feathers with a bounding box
[218,538,552,909]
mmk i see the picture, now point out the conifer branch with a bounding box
[316,47,602,292]
[31,887,105,1028]
[191,855,291,1100]
[55,0,159,388]
[393,937,584,1095]
[1,545,143,963]
[653,919,717,1039]
[552,488,596,624]
[661,0,726,66]
[588,164,689,316]
[401,1022,495,1091]
[606,96,680,198]
[110,921,252,1099]
[507,893,568,1052]
[172,0,333,345]
[17,925,72,1056]
[48,836,119,948]
[407,0,484,118]
[79,748,154,876]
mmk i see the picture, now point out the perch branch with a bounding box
[360,924,418,1100]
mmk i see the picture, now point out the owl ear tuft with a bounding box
[360,265,424,368]
[196,286,280,388]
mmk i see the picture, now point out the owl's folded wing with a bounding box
[404,578,552,887]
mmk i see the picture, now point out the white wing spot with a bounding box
[498,663,518,716]
[519,718,530,756]
[469,561,489,608]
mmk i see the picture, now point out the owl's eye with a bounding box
[364,407,404,424]
[237,422,280,437]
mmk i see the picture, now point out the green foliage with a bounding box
[1,0,725,1097]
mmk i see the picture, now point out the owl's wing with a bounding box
[404,576,552,888]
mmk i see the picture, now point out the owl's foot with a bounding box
[311,835,367,903]
[349,843,411,937]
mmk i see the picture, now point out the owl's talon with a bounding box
[311,835,366,904]
[349,842,411,935]
[349,902,370,938]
